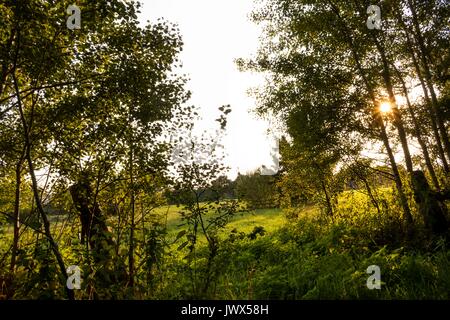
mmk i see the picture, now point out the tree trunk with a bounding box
[393,5,449,172]
[328,2,413,223]
[372,36,414,174]
[364,179,381,215]
[10,157,24,272]
[378,117,414,225]
[407,0,450,165]
[393,65,441,190]
[69,181,114,263]
[353,168,381,215]
[13,68,74,300]
[128,144,135,288]
[328,2,413,222]
[320,180,334,217]
[411,170,449,236]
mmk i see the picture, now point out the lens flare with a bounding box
[379,102,392,113]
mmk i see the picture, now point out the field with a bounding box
[131,195,450,300]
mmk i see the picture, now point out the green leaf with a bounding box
[175,230,187,241]
[177,241,189,251]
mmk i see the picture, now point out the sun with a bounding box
[379,101,392,113]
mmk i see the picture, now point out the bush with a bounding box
[235,172,279,209]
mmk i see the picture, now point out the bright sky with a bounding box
[139,0,276,179]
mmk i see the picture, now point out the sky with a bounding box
[139,0,277,179]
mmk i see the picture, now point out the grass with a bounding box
[149,193,450,300]
[153,204,285,233]
[150,204,286,247]
[225,208,286,234]
[3,191,450,300]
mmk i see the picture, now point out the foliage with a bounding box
[235,171,279,210]
[1,0,449,301]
